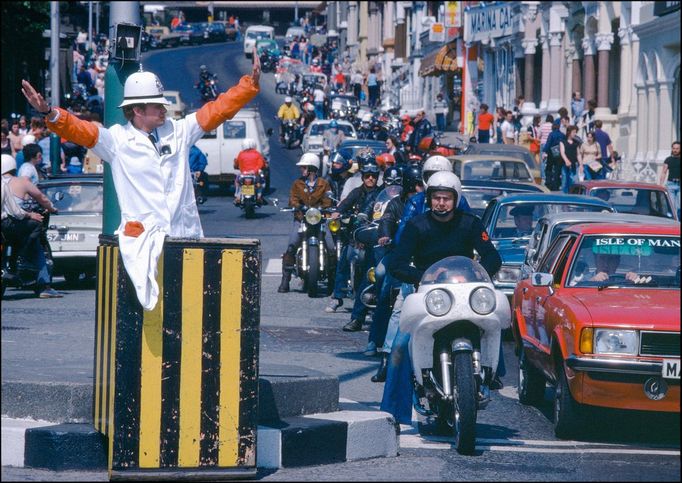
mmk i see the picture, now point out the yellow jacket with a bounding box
[278,104,300,120]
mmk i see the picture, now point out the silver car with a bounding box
[38,175,103,284]
[302,120,356,156]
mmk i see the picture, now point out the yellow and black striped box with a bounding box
[94,236,260,480]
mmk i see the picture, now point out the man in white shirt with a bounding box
[17,144,44,185]
[313,85,326,120]
[501,110,516,145]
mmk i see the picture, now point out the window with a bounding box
[537,234,573,274]
[223,121,246,139]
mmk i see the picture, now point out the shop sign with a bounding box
[445,2,461,28]
[430,22,445,43]
[464,3,518,42]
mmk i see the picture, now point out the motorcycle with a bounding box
[282,206,337,298]
[195,75,218,102]
[64,83,88,112]
[1,207,54,297]
[400,256,511,454]
[260,50,279,73]
[281,119,299,149]
[235,171,264,219]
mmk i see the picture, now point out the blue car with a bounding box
[461,179,548,218]
[480,193,614,299]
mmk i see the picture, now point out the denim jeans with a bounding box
[369,254,401,348]
[314,101,325,120]
[332,243,351,300]
[666,181,681,219]
[478,130,490,144]
[381,283,415,353]
[561,165,578,193]
[349,246,375,321]
[380,328,414,425]
[435,113,446,132]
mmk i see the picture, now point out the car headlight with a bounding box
[594,329,638,355]
[470,287,496,315]
[494,266,521,284]
[305,207,322,225]
[425,289,452,317]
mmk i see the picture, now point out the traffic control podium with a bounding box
[94,235,261,480]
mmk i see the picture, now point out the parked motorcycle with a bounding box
[400,256,511,454]
[1,207,54,297]
[282,206,336,298]
[235,171,264,219]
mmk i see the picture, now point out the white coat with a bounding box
[91,114,205,310]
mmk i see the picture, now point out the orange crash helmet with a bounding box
[400,114,411,124]
[418,136,435,152]
[376,153,396,167]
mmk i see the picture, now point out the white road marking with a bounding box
[399,434,680,456]
[265,258,282,274]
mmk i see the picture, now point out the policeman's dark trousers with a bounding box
[369,252,398,349]
[380,328,414,425]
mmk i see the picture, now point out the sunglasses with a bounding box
[363,173,378,179]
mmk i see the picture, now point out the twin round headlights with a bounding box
[424,287,497,317]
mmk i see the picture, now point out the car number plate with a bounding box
[662,359,681,379]
[48,233,85,242]
[242,185,255,196]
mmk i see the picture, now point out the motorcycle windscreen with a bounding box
[420,256,492,286]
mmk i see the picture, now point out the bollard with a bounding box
[94,235,260,480]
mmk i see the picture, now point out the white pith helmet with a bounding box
[118,71,171,108]
[241,138,257,150]
[426,171,462,202]
[1,154,17,175]
[285,96,293,103]
[296,152,321,170]
[422,155,452,186]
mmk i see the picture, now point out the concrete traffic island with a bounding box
[12,364,398,471]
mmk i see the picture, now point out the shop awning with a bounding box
[419,42,459,77]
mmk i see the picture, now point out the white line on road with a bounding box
[265,258,282,274]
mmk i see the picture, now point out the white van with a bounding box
[194,108,273,190]
[243,25,275,58]
[285,26,305,43]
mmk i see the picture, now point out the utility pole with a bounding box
[103,1,141,235]
[295,1,299,25]
[96,2,100,37]
[88,1,93,50]
[50,1,61,175]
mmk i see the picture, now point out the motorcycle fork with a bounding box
[436,339,453,399]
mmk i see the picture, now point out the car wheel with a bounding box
[518,350,546,405]
[554,362,584,439]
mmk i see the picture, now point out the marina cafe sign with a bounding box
[464,3,519,42]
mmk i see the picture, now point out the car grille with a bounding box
[639,331,680,357]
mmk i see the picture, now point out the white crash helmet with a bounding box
[425,171,462,207]
[296,152,321,171]
[21,134,37,147]
[1,154,17,175]
[241,138,257,150]
[361,113,373,123]
[118,71,171,108]
[422,155,452,186]
[284,96,293,103]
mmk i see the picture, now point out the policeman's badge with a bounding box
[481,231,490,242]
[155,76,164,93]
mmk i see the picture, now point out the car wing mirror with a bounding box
[531,272,553,287]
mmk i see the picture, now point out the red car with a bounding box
[569,180,678,220]
[512,222,680,438]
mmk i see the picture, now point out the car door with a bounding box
[523,234,575,365]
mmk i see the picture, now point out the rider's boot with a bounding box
[478,365,493,408]
[278,245,296,293]
[371,352,389,382]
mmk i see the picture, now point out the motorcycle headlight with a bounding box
[470,287,496,315]
[594,329,638,355]
[494,266,521,284]
[328,219,340,232]
[340,111,346,117]
[425,289,452,317]
[367,267,376,284]
[305,207,322,225]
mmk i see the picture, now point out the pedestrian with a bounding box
[0,128,12,156]
[476,103,496,144]
[351,70,363,100]
[334,70,345,91]
[579,99,596,138]
[18,116,29,136]
[299,36,308,64]
[290,36,300,60]
[234,16,241,41]
[76,65,93,89]
[559,125,581,193]
[579,131,601,181]
[433,93,448,132]
[8,121,24,156]
[659,141,680,219]
[407,110,433,153]
[313,83,325,120]
[501,110,516,144]
[542,119,565,191]
[495,107,505,144]
[593,120,613,179]
[367,67,380,109]
[571,91,585,125]
[512,96,524,131]
[20,51,261,311]
[17,143,45,185]
[527,114,542,166]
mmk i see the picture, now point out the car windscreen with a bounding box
[336,144,387,160]
[43,183,104,214]
[470,147,537,170]
[247,31,271,40]
[310,124,354,136]
[492,203,609,239]
[590,188,675,218]
[462,188,506,217]
[566,235,680,289]
[460,160,532,181]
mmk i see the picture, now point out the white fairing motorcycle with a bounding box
[400,256,511,454]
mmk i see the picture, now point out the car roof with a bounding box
[460,179,545,191]
[564,222,680,236]
[39,174,103,185]
[573,180,668,190]
[467,143,532,154]
[451,155,528,163]
[538,211,679,226]
[247,25,274,31]
[494,192,613,207]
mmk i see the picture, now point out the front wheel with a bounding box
[306,245,320,298]
[452,351,477,455]
[554,362,583,439]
